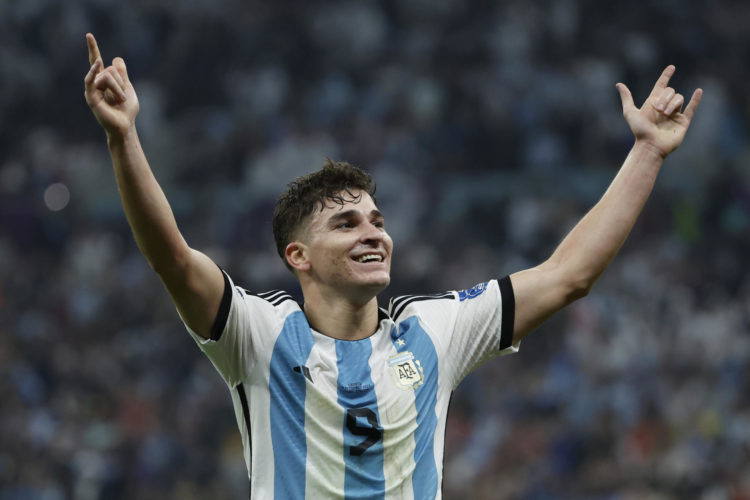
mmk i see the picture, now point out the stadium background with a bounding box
[2,0,749,498]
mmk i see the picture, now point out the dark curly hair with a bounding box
[272,159,377,271]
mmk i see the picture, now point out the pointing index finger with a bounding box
[654,65,676,90]
[86,33,102,66]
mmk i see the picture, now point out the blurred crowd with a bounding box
[2,0,750,498]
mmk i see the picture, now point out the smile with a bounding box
[354,254,383,263]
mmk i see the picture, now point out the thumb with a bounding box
[113,57,131,85]
[616,82,635,114]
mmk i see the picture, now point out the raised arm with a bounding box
[510,65,702,343]
[84,33,224,339]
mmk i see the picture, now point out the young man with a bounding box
[84,33,701,499]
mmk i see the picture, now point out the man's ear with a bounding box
[285,241,311,272]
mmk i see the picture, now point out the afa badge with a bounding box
[387,351,424,390]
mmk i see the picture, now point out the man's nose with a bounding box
[359,221,384,243]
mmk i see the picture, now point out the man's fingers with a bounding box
[653,65,676,91]
[683,88,703,121]
[654,87,675,112]
[616,82,635,114]
[113,57,131,85]
[86,33,102,66]
[663,93,684,116]
[94,70,127,102]
[84,58,102,86]
[108,61,126,90]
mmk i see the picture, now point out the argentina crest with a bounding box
[387,351,424,390]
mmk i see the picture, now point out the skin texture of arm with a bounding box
[510,65,703,343]
[84,33,224,339]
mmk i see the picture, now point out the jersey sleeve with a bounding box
[180,270,282,386]
[390,276,519,389]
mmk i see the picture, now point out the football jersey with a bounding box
[183,271,518,499]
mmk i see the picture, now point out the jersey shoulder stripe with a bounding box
[388,292,455,320]
[245,288,296,307]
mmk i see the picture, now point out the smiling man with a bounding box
[275,171,394,341]
[84,30,701,499]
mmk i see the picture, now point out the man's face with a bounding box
[298,190,393,301]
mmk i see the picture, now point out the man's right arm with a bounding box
[84,33,224,339]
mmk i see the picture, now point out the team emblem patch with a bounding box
[458,282,488,301]
[387,351,424,390]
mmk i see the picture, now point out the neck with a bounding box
[302,288,381,341]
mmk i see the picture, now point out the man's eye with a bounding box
[337,222,352,229]
[373,221,385,228]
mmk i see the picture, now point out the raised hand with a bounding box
[616,65,702,158]
[84,33,139,136]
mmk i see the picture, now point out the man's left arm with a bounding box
[510,65,702,343]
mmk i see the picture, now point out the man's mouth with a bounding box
[353,254,384,263]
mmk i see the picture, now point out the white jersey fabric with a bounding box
[184,271,518,499]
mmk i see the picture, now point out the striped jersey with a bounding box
[184,271,518,499]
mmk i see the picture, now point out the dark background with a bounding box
[1,0,749,498]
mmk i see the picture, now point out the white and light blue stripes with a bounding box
[269,311,315,499]
[265,314,442,499]
[336,339,386,498]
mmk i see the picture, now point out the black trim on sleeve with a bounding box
[498,275,515,350]
[210,270,232,341]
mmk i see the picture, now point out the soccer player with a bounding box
[84,32,701,499]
